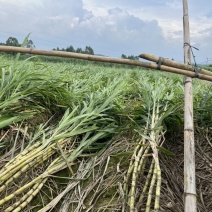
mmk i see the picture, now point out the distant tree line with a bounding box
[53,45,94,55]
[121,54,139,60]
[1,36,139,60]
[0,36,35,48]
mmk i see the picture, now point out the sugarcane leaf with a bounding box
[0,116,19,128]
[111,151,134,158]
[154,104,179,129]
[156,146,175,156]
[134,129,152,141]
[15,33,31,61]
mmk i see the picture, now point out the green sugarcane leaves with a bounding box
[15,33,31,61]
[0,54,210,211]
[125,76,182,211]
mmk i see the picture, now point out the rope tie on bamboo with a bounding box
[194,66,201,78]
[156,57,164,70]
[184,43,200,78]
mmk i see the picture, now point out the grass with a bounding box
[0,54,211,211]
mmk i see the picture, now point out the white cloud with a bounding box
[0,0,211,62]
[65,6,183,59]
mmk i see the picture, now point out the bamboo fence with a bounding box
[0,46,212,82]
[139,53,212,77]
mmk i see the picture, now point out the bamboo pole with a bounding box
[0,46,161,67]
[183,0,197,211]
[0,46,212,82]
[139,52,212,76]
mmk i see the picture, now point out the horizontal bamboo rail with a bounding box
[0,46,212,82]
[139,52,212,77]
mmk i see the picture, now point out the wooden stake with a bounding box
[182,0,197,211]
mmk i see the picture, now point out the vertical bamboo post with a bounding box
[182,0,197,211]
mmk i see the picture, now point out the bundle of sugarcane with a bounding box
[0,90,120,212]
[123,77,179,212]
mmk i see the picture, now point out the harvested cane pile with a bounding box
[0,55,211,211]
[0,91,121,211]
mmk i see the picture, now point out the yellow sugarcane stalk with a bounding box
[1,137,68,177]
[137,146,151,177]
[0,172,46,206]
[0,138,71,185]
[0,147,71,194]
[0,145,50,181]
[138,160,155,207]
[154,158,161,211]
[0,144,55,185]
[0,136,74,208]
[0,152,60,205]
[11,178,47,212]
[0,148,54,192]
[4,178,46,212]
[129,143,150,211]
[5,140,51,169]
[123,138,143,195]
[0,150,72,207]
[145,163,157,212]
[3,141,42,170]
[128,154,139,212]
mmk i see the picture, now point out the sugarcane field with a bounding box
[0,1,212,212]
[0,49,211,211]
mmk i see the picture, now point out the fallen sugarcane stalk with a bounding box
[0,130,111,211]
[4,141,42,169]
[0,46,212,82]
[0,149,79,209]
[0,156,62,210]
[0,148,55,193]
[138,160,155,208]
[37,158,95,212]
[4,178,48,212]
[0,149,67,207]
[0,89,121,211]
[145,161,158,212]
[0,138,71,188]
[0,105,106,189]
[128,146,150,212]
[152,156,161,212]
[139,52,212,77]
[124,140,146,188]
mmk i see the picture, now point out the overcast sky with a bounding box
[0,0,211,63]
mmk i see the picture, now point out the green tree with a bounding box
[6,37,20,47]
[121,54,139,60]
[127,55,139,60]
[121,54,127,59]
[66,45,75,52]
[76,48,83,53]
[26,39,35,48]
[83,46,94,55]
